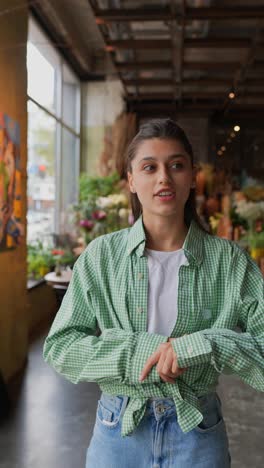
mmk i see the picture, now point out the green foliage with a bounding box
[248,230,264,249]
[27,241,76,279]
[27,241,55,279]
[57,250,76,267]
[230,207,248,230]
[79,171,120,202]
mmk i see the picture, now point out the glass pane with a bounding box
[27,100,56,245]
[62,63,80,131]
[27,42,56,112]
[60,128,79,231]
[27,18,60,114]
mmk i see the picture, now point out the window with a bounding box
[27,100,56,243]
[27,17,80,246]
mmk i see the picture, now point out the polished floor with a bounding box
[0,332,263,468]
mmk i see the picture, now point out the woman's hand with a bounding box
[139,339,187,383]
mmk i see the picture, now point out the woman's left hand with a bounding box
[139,339,187,383]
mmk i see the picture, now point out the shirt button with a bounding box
[187,345,193,356]
[136,306,143,313]
[203,309,212,319]
[138,272,143,280]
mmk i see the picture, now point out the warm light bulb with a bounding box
[234,125,240,132]
[221,146,226,151]
[105,45,115,52]
[229,92,235,99]
[217,150,223,156]
[96,18,105,25]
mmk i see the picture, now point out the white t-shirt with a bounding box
[145,248,189,336]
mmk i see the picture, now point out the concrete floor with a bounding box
[0,333,263,468]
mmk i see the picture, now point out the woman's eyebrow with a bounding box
[137,154,187,165]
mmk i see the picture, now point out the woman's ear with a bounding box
[127,171,136,193]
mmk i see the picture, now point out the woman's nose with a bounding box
[157,167,171,183]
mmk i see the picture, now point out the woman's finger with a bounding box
[159,373,175,384]
[139,349,160,381]
[162,348,174,375]
[172,355,177,374]
[156,349,167,374]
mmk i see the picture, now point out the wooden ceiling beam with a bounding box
[108,39,171,49]
[127,92,264,101]
[187,6,264,20]
[171,0,186,102]
[115,61,172,71]
[124,78,236,86]
[222,29,264,114]
[131,103,264,110]
[183,61,240,71]
[127,102,264,114]
[116,60,264,73]
[124,78,173,86]
[185,38,251,48]
[127,101,224,110]
[127,93,226,100]
[95,6,264,22]
[129,104,264,119]
[107,38,251,50]
[125,77,264,87]
[116,61,242,72]
[95,7,171,22]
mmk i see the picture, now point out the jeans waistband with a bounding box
[147,391,218,405]
[148,397,174,402]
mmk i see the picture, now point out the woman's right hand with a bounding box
[140,340,187,383]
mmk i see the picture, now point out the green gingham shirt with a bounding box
[43,216,264,436]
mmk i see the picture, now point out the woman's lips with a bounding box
[155,192,176,202]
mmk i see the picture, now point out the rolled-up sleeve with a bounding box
[171,250,264,392]
[43,240,167,386]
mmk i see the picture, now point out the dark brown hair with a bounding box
[126,118,208,232]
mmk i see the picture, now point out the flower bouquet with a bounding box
[74,172,133,248]
[235,199,264,261]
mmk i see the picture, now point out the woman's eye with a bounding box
[143,165,155,171]
[171,162,183,169]
[143,162,183,171]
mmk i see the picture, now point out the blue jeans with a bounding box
[86,392,231,468]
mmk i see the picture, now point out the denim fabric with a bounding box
[86,392,231,468]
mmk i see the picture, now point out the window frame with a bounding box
[27,16,81,238]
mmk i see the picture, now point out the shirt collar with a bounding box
[126,215,146,258]
[126,215,205,265]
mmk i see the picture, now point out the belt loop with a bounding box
[120,395,129,417]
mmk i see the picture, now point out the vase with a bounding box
[55,262,62,277]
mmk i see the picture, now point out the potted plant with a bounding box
[27,243,76,279]
[27,242,55,279]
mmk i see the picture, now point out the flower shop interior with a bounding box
[1,1,264,467]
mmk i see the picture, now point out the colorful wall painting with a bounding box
[0,112,24,251]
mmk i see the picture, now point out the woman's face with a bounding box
[127,138,196,220]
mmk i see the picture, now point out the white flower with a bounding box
[119,208,129,220]
[96,194,128,209]
[236,200,264,222]
[108,194,128,207]
[97,196,113,209]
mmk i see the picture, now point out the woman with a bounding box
[44,119,264,468]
